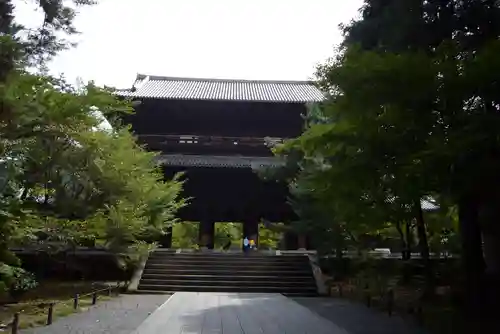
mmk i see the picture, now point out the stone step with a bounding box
[137,284,318,294]
[142,268,312,276]
[140,278,315,288]
[137,251,318,296]
[147,256,309,264]
[141,274,315,282]
[148,253,309,261]
[144,263,309,270]
[145,259,310,267]
[131,290,319,297]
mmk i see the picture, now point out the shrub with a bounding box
[0,263,38,300]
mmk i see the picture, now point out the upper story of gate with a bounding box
[117,74,325,156]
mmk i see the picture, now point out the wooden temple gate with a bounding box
[118,74,324,250]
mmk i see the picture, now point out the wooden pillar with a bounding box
[298,233,307,250]
[199,221,215,249]
[159,226,173,248]
[165,226,173,248]
[283,230,298,250]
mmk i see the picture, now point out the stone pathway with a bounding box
[17,293,429,334]
[132,292,348,334]
[292,297,428,334]
[20,295,169,334]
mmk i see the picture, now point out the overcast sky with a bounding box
[15,0,362,88]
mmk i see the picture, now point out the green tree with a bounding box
[339,0,500,309]
[2,72,185,260]
[1,0,186,292]
[278,0,500,313]
[1,0,96,83]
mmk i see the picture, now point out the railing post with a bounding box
[73,294,79,310]
[416,304,424,326]
[92,292,97,305]
[47,303,54,325]
[11,312,19,334]
[364,283,371,307]
[387,289,394,316]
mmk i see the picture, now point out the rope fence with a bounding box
[9,282,123,334]
[326,280,427,327]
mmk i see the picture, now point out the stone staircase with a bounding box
[136,251,318,296]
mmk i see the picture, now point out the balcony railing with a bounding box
[137,134,285,148]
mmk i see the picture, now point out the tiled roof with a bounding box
[421,197,440,211]
[155,154,284,168]
[117,74,325,103]
[386,196,440,212]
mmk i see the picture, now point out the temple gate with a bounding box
[118,74,324,249]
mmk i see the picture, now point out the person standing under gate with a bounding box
[243,236,249,254]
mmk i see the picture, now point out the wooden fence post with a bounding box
[364,284,371,307]
[11,312,19,334]
[47,303,54,325]
[416,304,424,326]
[387,289,394,316]
[73,294,79,310]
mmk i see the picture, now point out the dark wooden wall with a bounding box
[125,99,306,139]
[122,98,304,223]
[164,166,294,223]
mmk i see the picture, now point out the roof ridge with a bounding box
[136,73,316,85]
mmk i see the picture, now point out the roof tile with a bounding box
[117,74,325,103]
[155,154,284,168]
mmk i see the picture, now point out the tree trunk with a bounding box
[458,195,485,315]
[404,220,412,260]
[477,198,500,328]
[395,222,408,260]
[414,199,433,297]
[478,199,500,276]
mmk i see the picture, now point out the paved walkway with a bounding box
[132,292,349,334]
[17,293,427,334]
[293,297,427,334]
[20,295,169,334]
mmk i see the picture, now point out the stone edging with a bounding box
[307,254,328,295]
[127,252,150,293]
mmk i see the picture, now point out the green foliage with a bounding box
[265,2,500,308]
[1,72,185,251]
[213,223,241,249]
[171,223,200,249]
[258,223,282,250]
[0,0,186,294]
[0,263,38,297]
[1,0,96,75]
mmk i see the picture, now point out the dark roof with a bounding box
[117,74,325,103]
[155,154,284,168]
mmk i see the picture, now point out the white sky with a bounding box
[15,0,363,89]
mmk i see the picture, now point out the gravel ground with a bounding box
[292,297,428,334]
[20,294,170,334]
